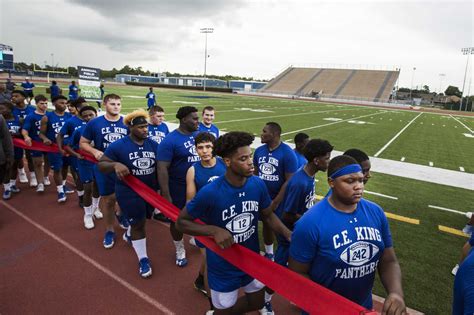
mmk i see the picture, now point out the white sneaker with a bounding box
[466,212,473,219]
[189,237,197,247]
[30,176,38,187]
[93,208,103,219]
[205,311,214,315]
[84,215,94,229]
[19,171,28,183]
[44,177,51,186]
[36,183,45,192]
[452,264,459,276]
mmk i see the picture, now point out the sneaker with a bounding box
[64,185,75,194]
[139,257,152,278]
[176,245,188,267]
[260,302,274,315]
[466,212,473,219]
[189,237,197,247]
[194,274,207,296]
[205,311,214,315]
[78,196,84,208]
[116,214,129,229]
[43,177,51,186]
[103,231,115,249]
[19,171,28,183]
[84,215,94,230]
[452,264,459,276]
[3,190,11,200]
[264,253,275,262]
[93,208,103,219]
[462,225,474,236]
[176,257,188,267]
[36,183,45,193]
[122,232,132,244]
[153,211,172,223]
[10,185,20,193]
[57,192,67,203]
[30,177,38,187]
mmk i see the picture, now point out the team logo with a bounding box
[132,158,155,170]
[259,163,276,175]
[189,146,197,155]
[151,135,162,144]
[339,241,379,266]
[104,133,124,143]
[207,176,219,183]
[225,213,254,233]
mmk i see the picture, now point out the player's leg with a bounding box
[48,153,66,202]
[79,160,95,229]
[9,149,23,194]
[25,150,37,186]
[262,220,275,260]
[2,162,10,200]
[169,184,187,267]
[31,152,45,192]
[43,153,50,185]
[232,278,265,314]
[16,149,28,183]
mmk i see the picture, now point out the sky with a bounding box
[0,0,472,92]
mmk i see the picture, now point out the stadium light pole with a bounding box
[200,27,214,92]
[438,73,446,93]
[459,47,474,111]
[51,53,54,71]
[409,67,416,104]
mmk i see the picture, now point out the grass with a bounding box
[40,83,473,314]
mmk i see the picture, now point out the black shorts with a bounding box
[25,90,34,98]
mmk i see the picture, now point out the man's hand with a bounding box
[43,138,52,145]
[24,137,32,146]
[93,150,104,161]
[212,227,234,249]
[114,163,130,180]
[382,293,406,315]
[58,148,66,156]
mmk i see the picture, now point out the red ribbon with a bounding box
[13,138,377,315]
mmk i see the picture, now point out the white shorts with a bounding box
[210,278,265,310]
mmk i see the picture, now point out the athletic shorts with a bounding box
[47,152,70,170]
[210,275,264,309]
[78,159,95,184]
[275,242,289,267]
[93,164,116,196]
[116,188,153,225]
[14,147,24,160]
[67,156,79,172]
[30,150,45,158]
[169,181,186,210]
[195,239,205,248]
[25,90,34,98]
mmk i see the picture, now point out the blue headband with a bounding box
[329,164,362,180]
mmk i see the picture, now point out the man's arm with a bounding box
[98,155,130,180]
[79,136,103,161]
[260,205,291,241]
[21,128,32,146]
[176,207,234,249]
[39,116,51,145]
[56,132,67,155]
[271,171,294,209]
[378,248,406,315]
[157,160,172,203]
[185,166,197,203]
[288,257,311,279]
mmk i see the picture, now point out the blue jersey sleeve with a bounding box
[379,207,393,248]
[22,115,32,132]
[186,186,212,220]
[282,180,304,214]
[82,120,94,141]
[289,216,319,264]
[70,128,81,149]
[284,146,298,174]
[157,137,174,162]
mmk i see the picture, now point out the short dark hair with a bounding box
[202,106,214,113]
[52,95,68,103]
[34,94,48,103]
[0,100,14,112]
[303,139,334,162]
[294,132,309,145]
[11,90,26,98]
[266,122,281,136]
[149,105,164,114]
[343,149,369,164]
[79,105,97,115]
[52,81,57,85]
[71,97,87,108]
[176,106,198,120]
[194,132,216,145]
[327,155,359,179]
[103,93,121,104]
[214,132,254,158]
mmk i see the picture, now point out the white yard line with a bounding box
[216,108,356,124]
[450,114,474,133]
[281,111,387,136]
[374,113,423,157]
[364,190,398,200]
[428,205,466,216]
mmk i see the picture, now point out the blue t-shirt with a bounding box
[148,123,169,145]
[253,142,298,199]
[45,111,71,141]
[12,105,35,122]
[6,119,21,136]
[289,198,392,309]
[21,82,35,91]
[104,136,158,194]
[294,149,307,168]
[82,116,128,152]
[69,85,79,100]
[50,85,60,98]
[59,116,86,145]
[193,158,226,191]
[187,175,272,277]
[198,122,219,139]
[70,125,85,151]
[452,234,474,315]
[146,92,156,106]
[280,167,315,222]
[157,129,200,185]
[22,112,45,141]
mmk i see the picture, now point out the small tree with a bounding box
[445,86,462,97]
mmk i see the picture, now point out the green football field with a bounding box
[43,83,473,314]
